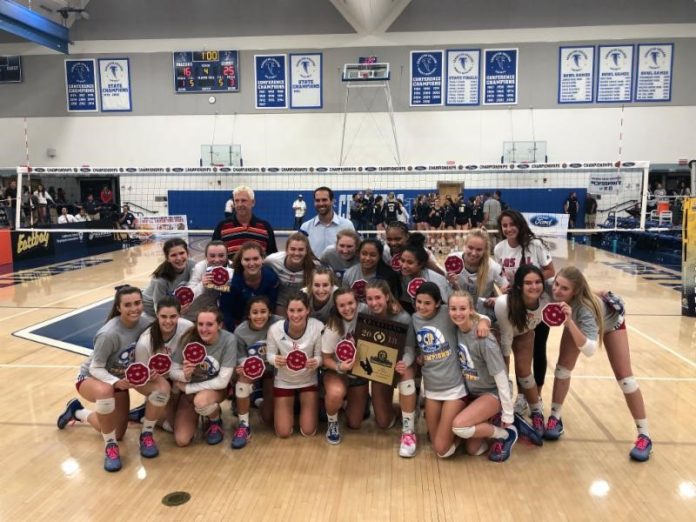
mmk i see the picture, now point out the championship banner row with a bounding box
[410,43,673,107]
[20,160,649,175]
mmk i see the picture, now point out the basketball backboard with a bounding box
[342,63,390,82]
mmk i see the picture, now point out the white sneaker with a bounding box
[399,432,417,458]
[514,395,529,416]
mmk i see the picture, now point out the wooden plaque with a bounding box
[350,313,408,386]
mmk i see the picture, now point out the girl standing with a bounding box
[342,239,400,302]
[320,229,360,284]
[398,233,451,314]
[305,267,338,323]
[184,240,233,321]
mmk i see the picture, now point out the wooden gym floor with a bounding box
[0,236,695,521]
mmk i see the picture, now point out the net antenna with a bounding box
[339,62,401,166]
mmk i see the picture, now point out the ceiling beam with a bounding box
[330,0,412,34]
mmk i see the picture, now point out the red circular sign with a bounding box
[351,279,368,300]
[542,303,567,327]
[148,353,172,375]
[242,355,266,380]
[210,266,230,286]
[335,339,356,363]
[286,350,308,371]
[445,254,464,275]
[407,277,426,298]
[125,362,150,386]
[390,252,402,271]
[174,286,194,305]
[183,342,207,364]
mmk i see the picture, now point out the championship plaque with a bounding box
[350,313,408,386]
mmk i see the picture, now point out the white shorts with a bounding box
[423,382,468,402]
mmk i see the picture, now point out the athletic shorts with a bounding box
[273,385,319,398]
[75,373,127,393]
[423,382,468,401]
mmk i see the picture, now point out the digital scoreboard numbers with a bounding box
[173,50,239,93]
[0,56,22,83]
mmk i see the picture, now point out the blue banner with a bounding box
[484,49,518,105]
[635,43,673,102]
[255,54,287,109]
[558,46,595,104]
[410,50,444,106]
[65,59,98,112]
[445,49,480,106]
[597,45,634,103]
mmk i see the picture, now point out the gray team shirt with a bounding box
[456,328,506,397]
[401,269,451,306]
[234,315,283,365]
[172,329,237,384]
[409,306,463,392]
[320,245,358,283]
[142,258,197,317]
[79,315,152,385]
[341,265,378,301]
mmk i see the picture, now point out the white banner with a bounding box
[558,46,594,104]
[289,53,322,109]
[445,49,480,106]
[597,45,634,103]
[522,212,569,258]
[589,172,622,194]
[635,43,673,102]
[137,215,188,241]
[98,58,132,112]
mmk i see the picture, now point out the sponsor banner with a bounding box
[445,49,480,106]
[589,172,622,194]
[65,59,98,112]
[410,50,444,106]
[558,46,595,104]
[597,45,634,103]
[11,230,55,261]
[255,54,287,109]
[635,43,673,102]
[483,49,518,105]
[137,215,189,241]
[98,58,132,112]
[289,53,322,109]
[523,212,569,237]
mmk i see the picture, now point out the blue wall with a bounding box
[168,188,586,230]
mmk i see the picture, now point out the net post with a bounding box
[639,163,650,231]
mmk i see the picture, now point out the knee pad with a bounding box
[195,403,218,417]
[235,382,253,399]
[618,376,639,394]
[95,398,115,415]
[554,365,572,380]
[398,379,416,396]
[452,425,476,439]
[517,374,536,390]
[148,390,170,408]
[578,339,598,357]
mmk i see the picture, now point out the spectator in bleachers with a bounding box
[213,185,278,260]
[118,205,137,229]
[100,185,114,206]
[57,207,78,224]
[33,184,54,224]
[74,206,90,222]
[4,180,17,229]
[83,193,100,221]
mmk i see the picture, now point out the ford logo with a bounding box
[34,168,46,173]
[220,167,231,172]
[267,167,279,172]
[622,161,635,167]
[126,167,137,172]
[530,215,558,227]
[316,167,328,172]
[517,164,529,169]
[569,163,582,168]
[465,165,478,170]
[172,167,184,172]
[415,166,426,171]
[365,166,377,171]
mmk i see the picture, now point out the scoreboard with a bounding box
[0,56,22,83]
[173,50,239,93]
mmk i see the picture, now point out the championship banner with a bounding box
[255,54,287,109]
[410,50,444,106]
[635,43,673,102]
[289,53,322,109]
[137,215,189,241]
[98,58,132,112]
[483,49,518,105]
[522,212,569,259]
[588,171,622,194]
[682,197,696,316]
[558,46,595,104]
[350,313,408,386]
[597,45,634,103]
[65,59,98,112]
[445,49,480,106]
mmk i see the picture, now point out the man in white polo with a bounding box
[300,186,354,255]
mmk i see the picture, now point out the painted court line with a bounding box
[628,324,696,370]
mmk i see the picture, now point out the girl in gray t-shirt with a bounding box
[449,290,517,463]
[410,282,466,459]
[142,237,196,318]
[170,307,237,447]
[320,229,360,284]
[56,286,152,472]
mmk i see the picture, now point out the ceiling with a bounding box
[2,0,695,45]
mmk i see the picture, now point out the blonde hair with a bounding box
[464,229,491,299]
[556,266,604,348]
[233,185,255,200]
[448,289,482,325]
